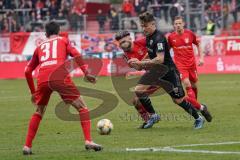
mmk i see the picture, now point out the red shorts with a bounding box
[178,67,198,83]
[35,78,80,106]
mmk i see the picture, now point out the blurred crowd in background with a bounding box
[0,0,239,34]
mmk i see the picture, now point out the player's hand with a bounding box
[127,58,138,67]
[128,58,142,71]
[198,58,204,66]
[84,74,97,84]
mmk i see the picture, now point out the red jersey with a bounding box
[168,29,199,69]
[123,38,147,61]
[25,36,84,94]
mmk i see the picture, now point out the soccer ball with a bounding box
[97,119,113,135]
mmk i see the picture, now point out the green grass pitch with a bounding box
[0,74,239,160]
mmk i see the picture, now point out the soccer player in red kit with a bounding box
[23,21,102,155]
[168,16,212,122]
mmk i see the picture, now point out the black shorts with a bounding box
[138,64,185,99]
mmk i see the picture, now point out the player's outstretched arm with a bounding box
[24,50,39,104]
[68,48,97,84]
[197,42,204,66]
[73,55,97,84]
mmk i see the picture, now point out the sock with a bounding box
[25,113,42,148]
[185,97,201,110]
[178,100,200,119]
[133,98,150,122]
[79,108,92,142]
[192,87,198,99]
[138,96,156,114]
[186,87,196,99]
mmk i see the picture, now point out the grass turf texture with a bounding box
[0,74,239,160]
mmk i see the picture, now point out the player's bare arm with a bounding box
[197,42,204,66]
[69,44,97,84]
[130,52,164,70]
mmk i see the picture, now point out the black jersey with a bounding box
[146,30,174,67]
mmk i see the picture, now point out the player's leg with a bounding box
[172,97,204,129]
[70,97,102,151]
[191,81,198,99]
[132,96,149,127]
[55,79,102,151]
[182,78,196,99]
[134,84,160,129]
[135,84,156,114]
[165,69,204,129]
[189,67,198,99]
[133,85,160,128]
[180,68,196,99]
[23,83,52,155]
[189,69,212,122]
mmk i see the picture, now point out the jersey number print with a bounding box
[40,40,58,61]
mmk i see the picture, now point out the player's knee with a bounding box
[71,98,85,110]
[172,97,184,104]
[132,97,141,108]
[132,97,138,106]
[182,79,191,87]
[134,86,147,97]
[36,105,46,116]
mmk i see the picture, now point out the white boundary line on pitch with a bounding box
[171,141,240,148]
[126,141,240,155]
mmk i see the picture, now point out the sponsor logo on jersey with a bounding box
[150,40,153,45]
[157,43,163,50]
[173,87,179,93]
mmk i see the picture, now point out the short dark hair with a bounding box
[174,16,184,22]
[139,11,155,23]
[45,21,60,37]
[115,30,130,41]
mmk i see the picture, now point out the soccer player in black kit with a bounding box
[129,11,206,129]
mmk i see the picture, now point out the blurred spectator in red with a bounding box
[96,9,107,33]
[35,0,44,23]
[69,4,85,31]
[35,0,44,9]
[122,0,133,17]
[209,0,221,21]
